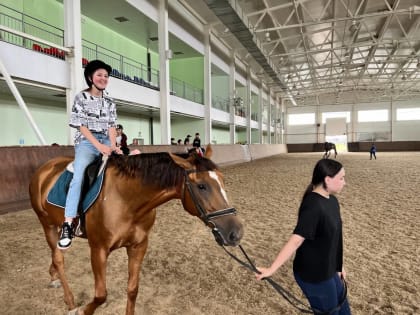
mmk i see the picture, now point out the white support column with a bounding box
[274,95,279,144]
[284,100,289,145]
[64,0,83,145]
[351,103,356,142]
[390,97,394,141]
[158,0,171,144]
[316,104,322,143]
[267,89,272,144]
[229,52,236,144]
[203,26,212,145]
[258,81,263,144]
[280,98,285,144]
[246,67,251,144]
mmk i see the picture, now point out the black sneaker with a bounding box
[58,222,74,250]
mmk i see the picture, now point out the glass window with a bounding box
[396,108,420,121]
[358,109,388,122]
[288,113,315,125]
[322,111,351,123]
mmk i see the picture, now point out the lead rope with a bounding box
[221,245,347,315]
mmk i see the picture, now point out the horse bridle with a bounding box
[182,169,237,245]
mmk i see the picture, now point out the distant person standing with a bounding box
[116,124,129,155]
[192,133,201,148]
[177,139,182,145]
[370,143,377,160]
[170,138,177,145]
[192,132,205,155]
[184,134,191,145]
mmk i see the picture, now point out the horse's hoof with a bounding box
[48,279,61,288]
[68,307,82,315]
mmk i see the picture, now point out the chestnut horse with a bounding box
[29,146,243,315]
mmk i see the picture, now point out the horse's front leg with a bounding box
[41,222,76,309]
[125,238,149,315]
[80,247,109,315]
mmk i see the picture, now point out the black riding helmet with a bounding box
[84,60,112,88]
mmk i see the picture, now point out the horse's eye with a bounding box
[198,184,206,190]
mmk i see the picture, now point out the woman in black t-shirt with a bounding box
[256,159,351,315]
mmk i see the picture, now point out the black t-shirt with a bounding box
[192,138,201,148]
[293,192,343,282]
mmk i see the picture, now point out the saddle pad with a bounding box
[47,169,105,213]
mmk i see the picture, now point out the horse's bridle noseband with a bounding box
[182,169,236,245]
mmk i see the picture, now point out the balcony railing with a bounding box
[212,96,230,112]
[0,3,205,105]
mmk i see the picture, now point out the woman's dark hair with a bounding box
[84,60,112,87]
[302,159,343,200]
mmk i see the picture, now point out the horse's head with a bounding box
[170,145,243,246]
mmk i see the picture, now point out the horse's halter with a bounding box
[182,169,237,246]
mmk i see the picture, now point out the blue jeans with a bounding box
[294,272,351,315]
[64,134,109,218]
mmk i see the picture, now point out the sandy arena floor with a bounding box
[0,152,419,315]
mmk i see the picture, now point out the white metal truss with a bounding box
[185,0,420,106]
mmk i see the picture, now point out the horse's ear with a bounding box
[204,144,212,159]
[169,153,193,170]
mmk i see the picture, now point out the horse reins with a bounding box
[182,168,347,314]
[220,244,348,315]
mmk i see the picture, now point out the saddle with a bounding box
[47,155,108,238]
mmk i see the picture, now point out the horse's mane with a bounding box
[107,152,218,188]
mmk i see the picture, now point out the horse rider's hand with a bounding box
[98,144,113,156]
[339,268,347,280]
[255,267,273,281]
[111,145,123,155]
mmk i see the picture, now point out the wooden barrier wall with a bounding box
[0,144,287,214]
[287,141,420,153]
[0,146,74,213]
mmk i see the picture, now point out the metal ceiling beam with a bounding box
[390,15,420,81]
[203,0,297,105]
[292,0,317,88]
[356,0,401,86]
[260,0,303,97]
[253,7,420,32]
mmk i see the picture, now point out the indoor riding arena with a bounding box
[0,150,418,315]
